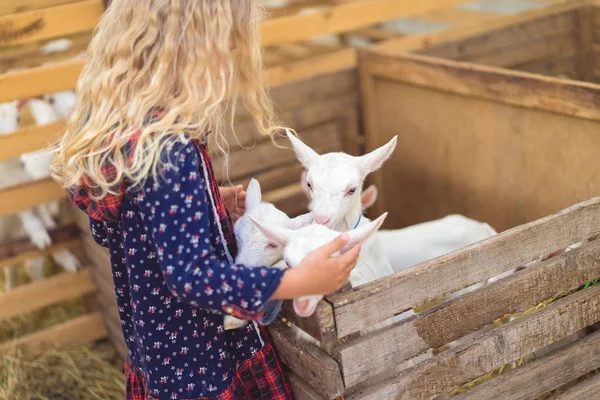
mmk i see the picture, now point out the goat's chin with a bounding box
[293,297,318,317]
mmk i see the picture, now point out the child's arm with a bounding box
[131,141,285,320]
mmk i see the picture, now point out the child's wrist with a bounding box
[271,268,307,300]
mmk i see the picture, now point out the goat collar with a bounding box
[353,215,362,230]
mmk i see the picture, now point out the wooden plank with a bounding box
[374,1,581,54]
[0,59,82,103]
[0,224,80,267]
[213,122,342,182]
[554,374,600,400]
[577,6,596,81]
[0,0,84,16]
[269,321,344,399]
[0,269,95,320]
[0,121,64,161]
[330,196,600,337]
[466,33,576,68]
[455,331,600,400]
[347,285,600,400]
[266,47,356,86]
[513,53,578,77]
[418,12,575,61]
[0,0,103,47]
[232,163,305,194]
[362,50,600,122]
[280,298,339,355]
[420,7,495,25]
[0,178,67,216]
[260,0,473,47]
[285,368,325,400]
[0,312,108,351]
[336,238,600,387]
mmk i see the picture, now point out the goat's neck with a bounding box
[334,201,363,232]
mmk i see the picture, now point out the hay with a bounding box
[0,341,125,400]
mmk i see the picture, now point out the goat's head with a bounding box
[43,91,76,120]
[250,212,388,317]
[288,129,396,229]
[234,178,312,268]
[302,171,379,211]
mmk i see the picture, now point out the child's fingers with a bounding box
[314,233,350,258]
[339,244,361,271]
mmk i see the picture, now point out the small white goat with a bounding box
[0,99,80,290]
[225,178,313,331]
[286,130,397,287]
[250,212,388,318]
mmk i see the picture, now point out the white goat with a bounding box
[225,178,313,331]
[0,99,80,290]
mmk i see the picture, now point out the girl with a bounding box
[51,1,360,399]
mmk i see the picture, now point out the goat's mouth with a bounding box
[293,297,318,317]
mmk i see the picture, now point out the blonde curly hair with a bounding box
[52,0,278,198]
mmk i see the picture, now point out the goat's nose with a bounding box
[314,215,330,225]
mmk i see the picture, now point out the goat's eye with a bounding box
[346,188,357,196]
[307,182,313,191]
[266,243,278,249]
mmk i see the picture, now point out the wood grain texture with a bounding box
[454,330,600,400]
[577,6,596,81]
[336,239,600,387]
[554,373,600,400]
[330,197,600,337]
[269,321,344,399]
[0,269,96,320]
[0,121,64,161]
[280,299,338,355]
[418,11,575,61]
[374,1,581,54]
[0,0,102,47]
[0,0,84,15]
[0,178,67,216]
[285,368,326,400]
[0,224,79,266]
[0,312,108,351]
[348,285,600,400]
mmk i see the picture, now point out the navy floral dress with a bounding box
[70,134,293,400]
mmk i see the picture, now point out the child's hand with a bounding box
[219,185,246,223]
[271,233,361,299]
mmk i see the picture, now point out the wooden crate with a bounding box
[0,0,107,352]
[272,43,600,399]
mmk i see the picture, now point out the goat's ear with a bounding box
[289,212,313,230]
[245,179,262,212]
[342,213,387,253]
[286,129,318,169]
[361,185,378,209]
[357,136,397,177]
[300,171,311,198]
[249,216,292,246]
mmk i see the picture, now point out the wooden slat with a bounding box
[554,374,600,400]
[347,285,600,400]
[0,224,80,267]
[0,121,64,161]
[420,7,494,24]
[0,178,67,216]
[0,269,95,320]
[279,298,339,355]
[0,59,82,103]
[0,0,84,16]
[232,164,305,194]
[577,6,596,81]
[455,331,600,400]
[269,321,344,399]
[0,311,108,351]
[336,238,600,387]
[260,0,472,47]
[514,53,578,77]
[362,50,600,123]
[266,48,356,86]
[419,12,575,61]
[0,0,103,47]
[374,1,581,54]
[330,196,600,337]
[213,122,342,182]
[466,33,576,68]
[285,368,325,400]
